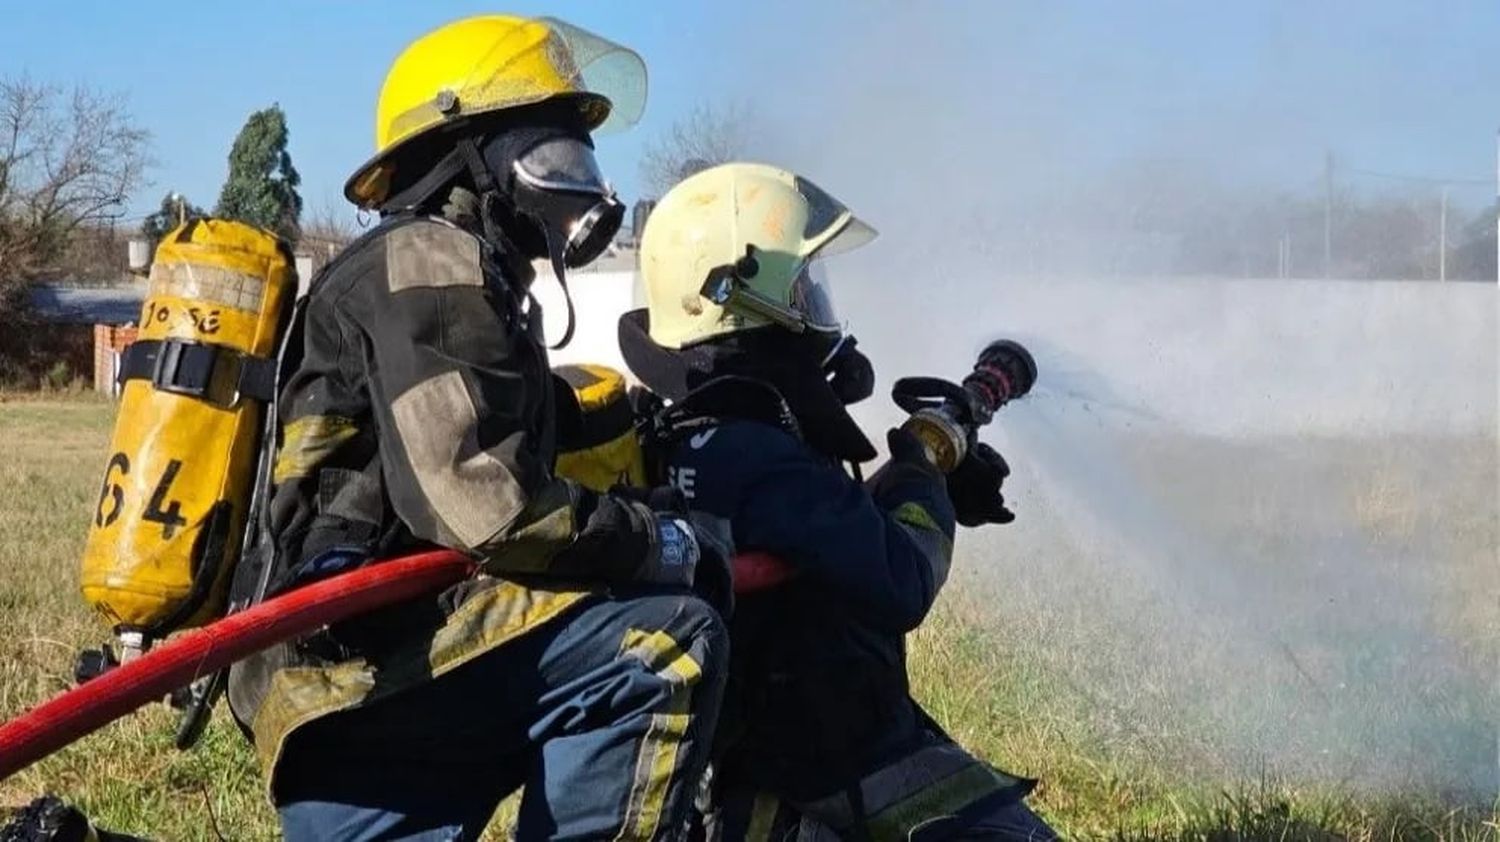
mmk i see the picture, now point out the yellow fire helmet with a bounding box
[638,162,878,350]
[346,14,647,209]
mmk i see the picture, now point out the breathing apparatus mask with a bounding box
[378,114,622,348]
[823,333,875,405]
[479,128,622,347]
[499,132,623,271]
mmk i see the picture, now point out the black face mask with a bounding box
[823,335,875,406]
[377,112,623,350]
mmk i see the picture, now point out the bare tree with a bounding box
[0,77,150,312]
[300,198,361,259]
[639,103,754,198]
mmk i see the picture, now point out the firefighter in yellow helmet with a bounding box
[217,16,728,841]
[620,163,1057,840]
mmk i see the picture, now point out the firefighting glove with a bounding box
[887,426,945,479]
[946,442,1016,526]
[685,511,735,617]
[615,485,736,616]
[646,514,736,616]
[271,546,370,595]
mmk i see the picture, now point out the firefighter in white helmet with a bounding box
[620,162,1057,840]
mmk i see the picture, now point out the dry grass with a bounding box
[910,429,1498,840]
[0,401,1495,840]
[0,400,279,839]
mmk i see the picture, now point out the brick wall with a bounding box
[93,324,139,396]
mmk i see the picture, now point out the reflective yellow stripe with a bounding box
[615,629,703,840]
[620,628,704,684]
[866,764,1010,842]
[892,500,953,559]
[273,414,360,483]
[255,579,593,791]
[634,703,690,839]
[892,500,941,533]
[745,792,782,842]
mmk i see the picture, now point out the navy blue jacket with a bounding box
[662,417,958,799]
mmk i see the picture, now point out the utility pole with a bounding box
[1439,186,1448,282]
[1323,150,1334,279]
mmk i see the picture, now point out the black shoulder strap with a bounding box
[636,376,803,486]
[227,293,309,610]
[657,376,802,441]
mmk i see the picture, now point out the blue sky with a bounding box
[3,1,1497,225]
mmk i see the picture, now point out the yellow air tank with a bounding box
[81,219,294,647]
[553,364,647,493]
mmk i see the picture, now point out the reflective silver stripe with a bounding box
[390,370,522,548]
[149,261,264,312]
[384,220,483,292]
[616,629,703,841]
[796,741,1015,836]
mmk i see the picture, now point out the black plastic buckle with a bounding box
[74,645,119,685]
[151,339,219,401]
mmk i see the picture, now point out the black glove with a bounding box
[886,426,942,476]
[611,484,735,617]
[946,442,1016,526]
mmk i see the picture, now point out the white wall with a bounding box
[530,269,640,376]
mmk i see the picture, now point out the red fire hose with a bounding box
[0,549,793,781]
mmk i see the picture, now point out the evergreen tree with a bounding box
[215,105,303,242]
[140,192,206,251]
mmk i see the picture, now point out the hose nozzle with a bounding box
[894,338,1037,472]
[962,339,1038,427]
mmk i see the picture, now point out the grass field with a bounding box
[0,397,1495,840]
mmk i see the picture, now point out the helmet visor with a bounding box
[537,17,647,134]
[795,174,878,258]
[789,259,842,333]
[386,16,648,144]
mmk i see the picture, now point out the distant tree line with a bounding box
[0,75,309,318]
[143,105,304,259]
[642,104,1498,282]
[0,78,150,314]
[1169,189,1495,282]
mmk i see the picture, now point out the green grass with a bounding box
[0,400,1494,839]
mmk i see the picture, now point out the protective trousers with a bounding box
[712,783,1058,842]
[706,733,1055,842]
[274,589,727,841]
